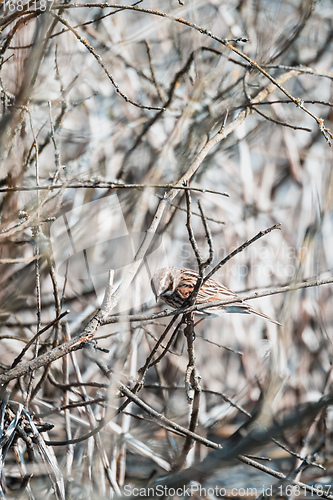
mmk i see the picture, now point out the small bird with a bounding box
[151,267,280,325]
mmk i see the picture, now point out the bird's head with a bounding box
[151,268,177,302]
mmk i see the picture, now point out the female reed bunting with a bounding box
[151,267,280,325]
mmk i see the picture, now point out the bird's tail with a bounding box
[220,302,281,326]
[248,307,282,326]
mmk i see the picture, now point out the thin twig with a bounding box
[51,3,332,142]
[116,315,180,416]
[204,223,281,283]
[251,104,312,132]
[147,321,183,369]
[172,316,201,471]
[0,182,229,196]
[197,199,214,267]
[144,40,165,103]
[10,311,69,370]
[185,187,204,271]
[101,275,333,325]
[51,12,164,112]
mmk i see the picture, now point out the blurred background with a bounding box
[0,0,332,497]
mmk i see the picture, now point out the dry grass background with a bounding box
[0,0,333,498]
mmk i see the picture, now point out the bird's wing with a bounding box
[197,278,238,304]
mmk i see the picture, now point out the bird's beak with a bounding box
[155,294,160,303]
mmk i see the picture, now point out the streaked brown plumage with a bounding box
[151,267,280,325]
